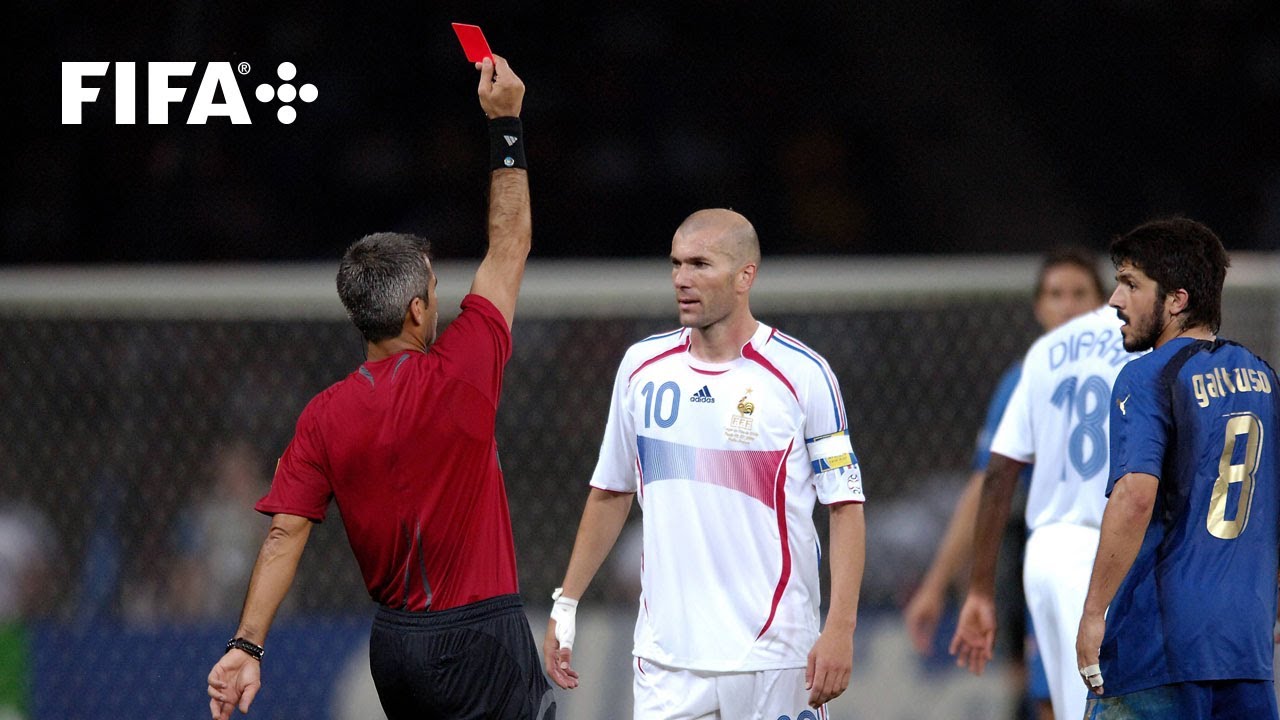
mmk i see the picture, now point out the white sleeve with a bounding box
[990,364,1035,463]
[801,359,865,504]
[588,356,640,492]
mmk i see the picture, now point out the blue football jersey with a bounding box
[972,361,1023,472]
[972,360,1034,490]
[1101,337,1280,695]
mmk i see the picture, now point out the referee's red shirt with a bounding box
[256,294,518,611]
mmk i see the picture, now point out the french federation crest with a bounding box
[725,387,759,444]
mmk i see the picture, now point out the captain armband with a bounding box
[807,429,856,474]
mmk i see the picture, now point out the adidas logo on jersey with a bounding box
[690,385,716,403]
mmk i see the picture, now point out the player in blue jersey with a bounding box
[1075,217,1280,719]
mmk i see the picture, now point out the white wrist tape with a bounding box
[1079,663,1104,688]
[551,596,579,651]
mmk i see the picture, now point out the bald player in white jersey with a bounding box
[543,209,867,719]
[951,305,1144,720]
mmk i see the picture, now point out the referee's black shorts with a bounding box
[370,594,555,720]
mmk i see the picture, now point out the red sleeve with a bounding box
[255,397,332,522]
[428,294,513,403]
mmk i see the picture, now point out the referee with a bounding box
[207,54,553,720]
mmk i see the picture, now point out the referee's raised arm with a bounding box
[470,53,529,330]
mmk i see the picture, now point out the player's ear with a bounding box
[405,296,425,326]
[1032,295,1050,329]
[737,262,757,291]
[1166,287,1191,317]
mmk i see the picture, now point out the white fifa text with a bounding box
[63,62,251,124]
[62,61,314,125]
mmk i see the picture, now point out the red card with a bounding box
[451,23,493,63]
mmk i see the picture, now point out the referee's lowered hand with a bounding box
[207,649,261,720]
[543,595,581,689]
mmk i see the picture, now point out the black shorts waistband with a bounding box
[374,593,524,631]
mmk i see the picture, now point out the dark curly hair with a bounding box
[1109,217,1229,333]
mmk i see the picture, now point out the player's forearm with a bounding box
[967,453,1023,596]
[476,54,527,260]
[1081,472,1157,619]
[920,470,983,593]
[825,502,866,633]
[470,166,530,327]
[234,513,312,645]
[558,488,634,600]
[486,168,531,263]
[470,56,528,326]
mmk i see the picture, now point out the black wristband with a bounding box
[488,117,526,170]
[225,637,264,661]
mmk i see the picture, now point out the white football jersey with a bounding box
[991,306,1143,531]
[591,323,864,672]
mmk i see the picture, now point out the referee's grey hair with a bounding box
[336,232,433,343]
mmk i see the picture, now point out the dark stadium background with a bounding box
[8,1,1280,263]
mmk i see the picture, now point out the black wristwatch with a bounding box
[225,637,265,661]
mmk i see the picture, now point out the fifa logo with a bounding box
[62,61,317,125]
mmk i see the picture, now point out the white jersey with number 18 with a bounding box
[591,322,865,672]
[991,306,1143,531]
